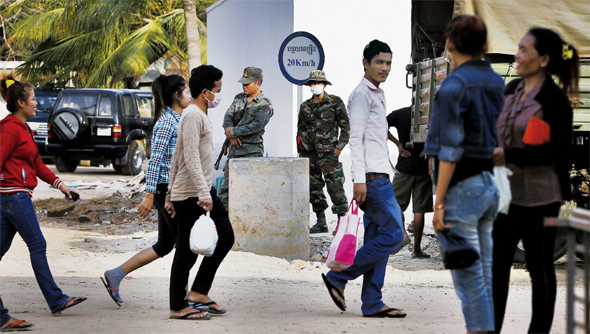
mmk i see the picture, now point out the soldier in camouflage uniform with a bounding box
[297,70,350,233]
[220,67,274,210]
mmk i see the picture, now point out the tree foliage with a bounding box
[1,0,215,88]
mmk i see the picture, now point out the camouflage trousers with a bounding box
[219,152,263,211]
[299,151,348,215]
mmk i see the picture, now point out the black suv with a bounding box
[47,89,154,175]
[26,88,61,163]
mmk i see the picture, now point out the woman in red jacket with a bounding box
[0,75,87,316]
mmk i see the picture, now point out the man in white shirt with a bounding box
[321,40,406,318]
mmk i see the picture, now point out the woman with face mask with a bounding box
[492,28,579,334]
[164,65,235,320]
[102,74,191,307]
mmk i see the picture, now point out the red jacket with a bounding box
[0,115,62,197]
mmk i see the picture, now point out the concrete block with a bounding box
[229,157,309,260]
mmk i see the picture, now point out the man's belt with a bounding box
[366,173,389,181]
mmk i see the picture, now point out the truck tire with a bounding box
[55,157,79,173]
[50,108,88,140]
[121,140,145,175]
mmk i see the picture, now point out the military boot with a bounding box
[310,211,328,234]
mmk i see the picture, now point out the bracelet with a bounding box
[435,203,445,210]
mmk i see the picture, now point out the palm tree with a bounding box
[3,0,211,88]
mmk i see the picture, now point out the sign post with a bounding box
[278,31,325,114]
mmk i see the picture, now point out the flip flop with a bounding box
[169,310,211,320]
[100,277,122,306]
[363,307,407,318]
[52,296,87,315]
[321,273,346,311]
[412,252,431,259]
[392,237,411,255]
[193,301,227,315]
[0,319,35,332]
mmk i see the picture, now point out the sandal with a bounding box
[0,318,35,332]
[192,301,227,315]
[52,296,87,315]
[363,307,407,318]
[169,309,211,320]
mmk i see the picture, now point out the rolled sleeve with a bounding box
[231,105,273,138]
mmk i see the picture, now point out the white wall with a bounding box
[207,0,295,159]
[208,0,412,223]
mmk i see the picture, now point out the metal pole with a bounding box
[567,227,575,334]
[297,85,303,111]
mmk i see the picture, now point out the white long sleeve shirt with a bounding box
[347,77,394,184]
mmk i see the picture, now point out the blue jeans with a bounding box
[443,172,499,332]
[0,192,68,313]
[326,177,404,315]
[0,296,9,327]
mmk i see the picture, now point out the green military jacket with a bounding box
[297,92,350,157]
[223,92,274,157]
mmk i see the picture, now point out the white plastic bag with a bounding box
[493,166,513,215]
[189,212,218,257]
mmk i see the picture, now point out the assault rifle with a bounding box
[214,106,247,170]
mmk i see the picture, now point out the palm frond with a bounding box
[9,8,64,47]
[86,20,179,87]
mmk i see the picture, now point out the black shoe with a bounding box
[310,223,328,234]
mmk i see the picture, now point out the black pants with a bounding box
[169,187,235,311]
[492,202,561,334]
[152,184,176,257]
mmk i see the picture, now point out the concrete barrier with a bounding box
[229,157,309,260]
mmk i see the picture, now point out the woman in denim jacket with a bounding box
[423,15,504,333]
[492,28,579,334]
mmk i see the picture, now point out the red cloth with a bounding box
[0,115,62,196]
[522,116,551,146]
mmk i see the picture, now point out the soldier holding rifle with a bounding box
[217,67,274,211]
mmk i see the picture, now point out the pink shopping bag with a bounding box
[325,200,361,271]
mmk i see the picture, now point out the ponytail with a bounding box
[151,74,186,124]
[528,27,580,97]
[0,73,34,113]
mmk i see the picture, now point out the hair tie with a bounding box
[5,79,15,88]
[562,43,573,60]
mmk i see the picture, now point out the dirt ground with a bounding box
[0,166,586,333]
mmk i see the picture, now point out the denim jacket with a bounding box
[423,60,504,162]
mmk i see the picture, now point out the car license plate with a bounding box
[97,127,111,136]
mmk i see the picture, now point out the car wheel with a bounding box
[55,157,79,173]
[121,140,145,175]
[112,164,122,172]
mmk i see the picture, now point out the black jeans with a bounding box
[169,187,235,311]
[152,184,176,257]
[492,202,561,334]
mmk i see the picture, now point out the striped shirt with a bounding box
[145,107,181,194]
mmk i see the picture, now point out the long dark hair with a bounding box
[0,73,34,113]
[151,74,186,123]
[527,27,580,97]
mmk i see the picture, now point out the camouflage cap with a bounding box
[238,67,263,84]
[303,70,332,86]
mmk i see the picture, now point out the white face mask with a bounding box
[206,91,222,108]
[310,84,325,96]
